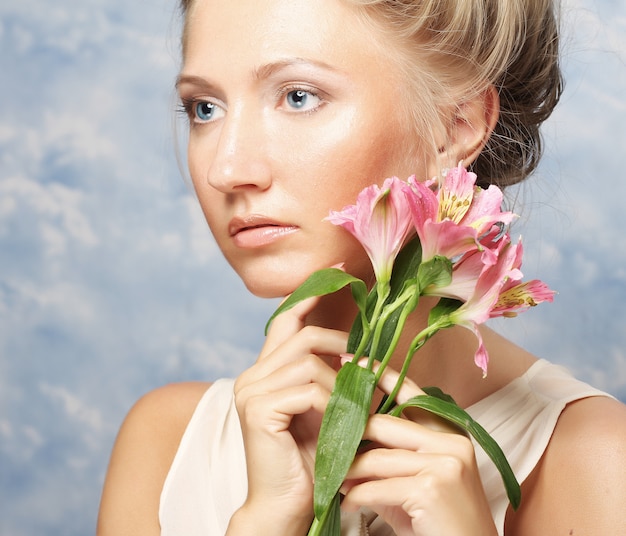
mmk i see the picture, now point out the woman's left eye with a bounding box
[282,89,322,112]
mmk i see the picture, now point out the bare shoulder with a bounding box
[507,395,626,535]
[97,381,212,536]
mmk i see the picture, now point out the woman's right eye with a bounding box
[195,101,218,122]
[181,98,225,124]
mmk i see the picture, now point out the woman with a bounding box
[97,0,626,534]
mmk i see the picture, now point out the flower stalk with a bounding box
[266,164,554,535]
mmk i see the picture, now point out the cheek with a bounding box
[187,137,221,217]
[306,122,413,204]
[187,137,208,192]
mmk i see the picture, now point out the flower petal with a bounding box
[327,177,414,283]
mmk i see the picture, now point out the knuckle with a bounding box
[233,382,256,413]
[299,324,321,344]
[237,392,265,423]
[298,352,324,375]
[450,434,476,461]
[365,448,387,467]
[438,453,467,481]
[234,367,256,394]
[444,453,465,472]
[305,381,327,401]
[416,472,441,497]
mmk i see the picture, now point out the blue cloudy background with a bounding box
[0,0,625,534]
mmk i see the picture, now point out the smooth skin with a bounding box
[98,0,626,534]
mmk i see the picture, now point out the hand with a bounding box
[228,297,348,535]
[340,366,497,536]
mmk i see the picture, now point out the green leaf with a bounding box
[417,256,452,290]
[370,304,405,362]
[314,362,376,519]
[427,297,462,327]
[265,269,365,335]
[349,279,369,314]
[389,235,422,300]
[307,492,341,536]
[391,394,521,510]
[347,285,378,354]
[422,385,457,405]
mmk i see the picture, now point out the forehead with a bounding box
[182,0,393,75]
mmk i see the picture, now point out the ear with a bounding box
[437,85,500,168]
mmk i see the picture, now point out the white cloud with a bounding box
[0,419,13,440]
[21,425,45,449]
[41,111,118,164]
[0,195,16,225]
[164,336,257,379]
[39,382,105,435]
[0,176,99,251]
[0,423,45,465]
[184,195,222,264]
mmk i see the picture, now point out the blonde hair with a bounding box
[178,0,563,188]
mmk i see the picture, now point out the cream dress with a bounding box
[159,359,610,535]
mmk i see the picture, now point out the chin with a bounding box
[239,271,308,300]
[245,283,288,299]
[231,253,336,299]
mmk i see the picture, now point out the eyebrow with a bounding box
[176,57,341,91]
[175,74,216,91]
[252,57,339,80]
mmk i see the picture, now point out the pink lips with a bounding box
[229,215,299,248]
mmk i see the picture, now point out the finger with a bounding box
[238,353,338,403]
[370,362,424,404]
[241,382,332,433]
[362,413,471,452]
[341,474,425,515]
[345,448,427,481]
[240,327,348,388]
[345,444,475,487]
[260,295,321,360]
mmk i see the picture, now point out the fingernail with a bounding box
[340,353,353,365]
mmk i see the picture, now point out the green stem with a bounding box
[378,320,443,414]
[307,491,340,536]
[366,287,413,371]
[308,516,322,536]
[352,281,389,365]
[351,320,371,362]
[372,296,414,382]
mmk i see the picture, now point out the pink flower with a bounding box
[491,278,556,318]
[327,177,414,283]
[423,227,503,302]
[438,164,516,235]
[406,163,515,263]
[443,236,555,376]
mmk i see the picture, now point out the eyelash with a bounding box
[277,85,324,114]
[177,98,192,121]
[177,85,326,124]
[177,97,212,123]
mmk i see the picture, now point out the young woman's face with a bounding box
[178,0,431,298]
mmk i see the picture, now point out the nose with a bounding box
[205,105,272,193]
